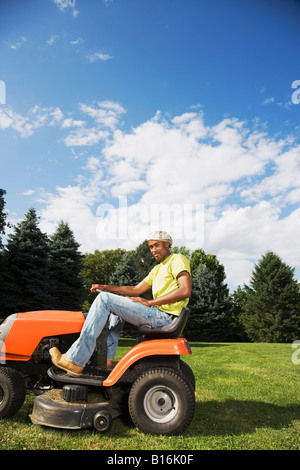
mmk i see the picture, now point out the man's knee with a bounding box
[94,291,110,308]
[95,291,118,308]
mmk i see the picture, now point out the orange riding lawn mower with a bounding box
[0,307,195,435]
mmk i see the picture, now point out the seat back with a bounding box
[138,308,190,339]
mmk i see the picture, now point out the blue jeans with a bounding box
[66,292,173,367]
[105,314,125,361]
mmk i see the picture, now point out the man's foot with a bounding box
[49,347,84,377]
[95,364,114,371]
[95,358,114,371]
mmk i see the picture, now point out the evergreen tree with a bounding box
[171,246,191,259]
[243,251,300,342]
[48,221,83,310]
[133,239,157,279]
[187,253,233,342]
[109,252,142,337]
[0,189,8,249]
[109,252,141,286]
[0,190,8,314]
[0,208,54,316]
[79,248,126,309]
[190,248,226,284]
[229,285,249,341]
[132,239,157,301]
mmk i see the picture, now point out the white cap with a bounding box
[147,230,173,246]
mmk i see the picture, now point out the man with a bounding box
[50,231,191,377]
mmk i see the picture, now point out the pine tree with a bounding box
[0,189,8,249]
[0,190,8,314]
[48,221,83,310]
[0,208,54,316]
[190,248,226,285]
[79,248,126,309]
[109,252,142,338]
[133,240,157,279]
[230,285,249,341]
[187,251,233,342]
[243,251,300,342]
[109,252,141,286]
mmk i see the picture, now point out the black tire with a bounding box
[179,360,196,391]
[128,368,195,435]
[93,411,113,433]
[0,367,26,419]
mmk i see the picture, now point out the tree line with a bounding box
[1,189,300,343]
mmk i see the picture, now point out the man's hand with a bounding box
[90,281,151,297]
[128,271,191,308]
[90,284,105,293]
[128,297,152,307]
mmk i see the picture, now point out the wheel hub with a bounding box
[143,385,178,424]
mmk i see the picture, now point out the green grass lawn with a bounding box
[0,340,299,450]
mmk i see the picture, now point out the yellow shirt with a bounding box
[144,254,191,316]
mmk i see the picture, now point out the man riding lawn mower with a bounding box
[0,231,195,435]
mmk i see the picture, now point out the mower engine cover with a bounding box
[0,310,85,362]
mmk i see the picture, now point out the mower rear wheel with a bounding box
[128,367,195,436]
[0,367,26,419]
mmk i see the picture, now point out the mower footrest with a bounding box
[47,366,107,387]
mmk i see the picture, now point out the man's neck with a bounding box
[160,251,171,262]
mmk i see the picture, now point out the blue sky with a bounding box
[0,0,300,289]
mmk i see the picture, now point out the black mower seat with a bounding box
[138,307,190,339]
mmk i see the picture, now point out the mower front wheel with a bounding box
[128,367,195,436]
[0,367,26,419]
[93,411,113,433]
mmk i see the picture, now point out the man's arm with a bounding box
[129,271,191,307]
[90,280,151,297]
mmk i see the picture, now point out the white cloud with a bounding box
[261,97,275,105]
[241,144,300,204]
[53,0,79,16]
[0,101,124,146]
[95,111,300,285]
[22,189,35,196]
[39,181,104,252]
[61,117,86,128]
[70,38,84,45]
[207,202,300,280]
[103,113,283,209]
[46,34,59,46]
[260,95,293,110]
[88,52,112,62]
[0,107,37,137]
[0,105,64,137]
[285,188,300,205]
[83,156,101,172]
[9,36,27,49]
[3,102,299,288]
[63,127,109,146]
[0,108,14,130]
[49,107,64,124]
[62,101,126,146]
[79,101,125,129]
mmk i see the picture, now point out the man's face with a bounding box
[148,240,170,262]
